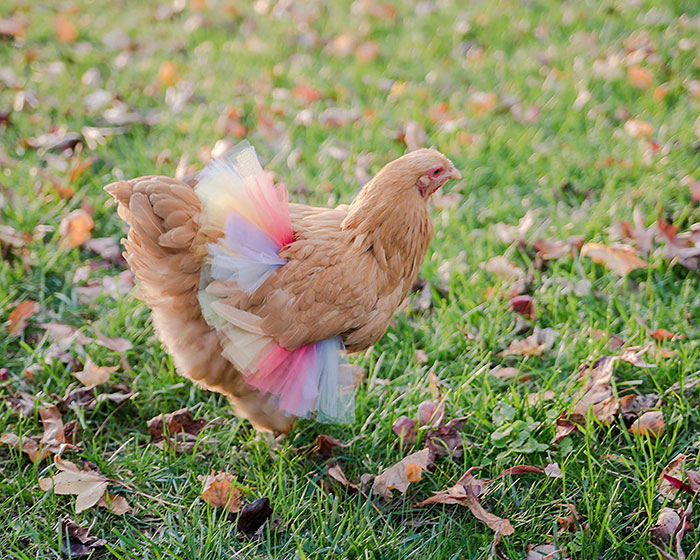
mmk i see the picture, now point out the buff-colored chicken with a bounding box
[106,142,460,432]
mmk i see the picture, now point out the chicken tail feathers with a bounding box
[196,141,355,423]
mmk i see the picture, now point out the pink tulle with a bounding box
[245,343,320,417]
[249,173,294,248]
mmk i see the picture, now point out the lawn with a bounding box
[1,0,700,558]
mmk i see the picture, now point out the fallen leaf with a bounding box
[581,242,648,276]
[534,239,573,260]
[493,212,535,244]
[158,61,179,87]
[556,504,581,533]
[527,544,569,560]
[59,519,107,557]
[499,327,559,357]
[628,410,664,438]
[657,454,697,500]
[619,393,659,422]
[318,107,361,127]
[237,497,273,537]
[8,300,39,336]
[651,329,677,342]
[94,330,133,352]
[198,471,242,513]
[544,463,563,479]
[627,65,653,89]
[98,493,132,515]
[675,503,692,559]
[372,448,432,500]
[417,400,445,428]
[489,367,524,381]
[54,13,78,43]
[468,91,498,116]
[510,295,535,319]
[314,434,350,457]
[39,456,109,513]
[0,432,48,462]
[651,507,681,543]
[620,344,656,368]
[59,210,94,249]
[484,256,524,281]
[38,405,65,452]
[392,415,418,442]
[571,356,618,425]
[355,41,379,62]
[73,355,117,387]
[147,408,211,452]
[57,382,134,412]
[528,389,556,406]
[425,417,468,458]
[83,237,124,264]
[624,119,654,138]
[327,464,358,489]
[463,483,514,535]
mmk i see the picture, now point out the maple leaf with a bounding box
[39,456,109,513]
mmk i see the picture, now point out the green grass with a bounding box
[2,0,700,558]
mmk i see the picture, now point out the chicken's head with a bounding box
[381,148,461,200]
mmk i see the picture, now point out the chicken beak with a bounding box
[448,164,461,180]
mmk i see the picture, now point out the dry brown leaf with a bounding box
[581,242,648,276]
[627,65,653,89]
[628,410,664,438]
[39,405,65,451]
[650,507,681,543]
[544,463,563,479]
[313,434,351,457]
[499,327,559,357]
[0,432,48,462]
[198,471,242,513]
[59,519,107,557]
[464,483,514,535]
[620,344,656,368]
[59,210,94,249]
[73,355,117,387]
[158,61,179,87]
[98,493,133,515]
[483,256,524,281]
[489,367,524,381]
[658,454,687,500]
[355,41,379,62]
[8,300,39,336]
[327,464,358,490]
[624,119,654,138]
[468,91,498,116]
[372,448,431,500]
[147,408,212,453]
[528,390,556,407]
[527,544,569,560]
[619,393,659,422]
[39,456,109,513]
[651,329,678,342]
[94,330,133,352]
[571,356,618,425]
[54,14,78,43]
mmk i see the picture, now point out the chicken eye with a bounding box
[431,167,443,177]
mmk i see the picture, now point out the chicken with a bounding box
[106,142,460,432]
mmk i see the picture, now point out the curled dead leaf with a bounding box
[59,209,94,249]
[650,507,681,543]
[581,242,647,276]
[8,300,39,337]
[628,410,664,438]
[499,327,558,357]
[198,471,242,513]
[372,448,432,500]
[73,355,117,387]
